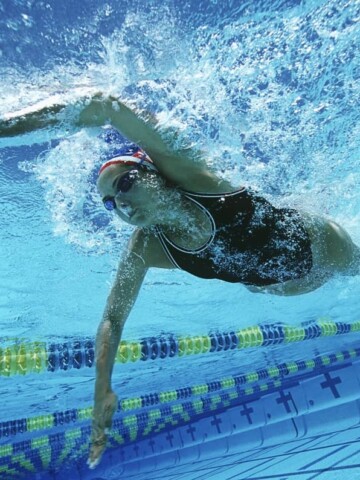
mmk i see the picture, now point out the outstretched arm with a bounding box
[0,99,66,137]
[88,228,149,469]
[1,92,232,192]
[89,227,174,468]
[79,94,232,192]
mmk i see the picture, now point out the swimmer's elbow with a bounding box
[75,93,128,129]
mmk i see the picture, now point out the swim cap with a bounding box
[98,126,158,176]
[98,152,158,176]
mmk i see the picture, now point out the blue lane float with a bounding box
[2,318,360,376]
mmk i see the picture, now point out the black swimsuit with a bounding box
[155,188,313,287]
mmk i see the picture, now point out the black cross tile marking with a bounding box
[211,414,222,434]
[320,372,342,398]
[186,424,196,441]
[240,403,254,425]
[166,431,174,447]
[276,390,295,413]
[148,439,156,453]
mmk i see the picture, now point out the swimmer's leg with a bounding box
[303,214,359,276]
[347,244,360,276]
[326,221,360,276]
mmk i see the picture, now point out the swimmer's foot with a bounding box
[87,391,118,469]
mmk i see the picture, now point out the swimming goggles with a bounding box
[102,169,139,211]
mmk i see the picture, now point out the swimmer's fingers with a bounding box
[87,391,118,469]
[88,417,109,470]
[87,431,107,469]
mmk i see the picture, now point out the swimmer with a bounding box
[1,92,359,467]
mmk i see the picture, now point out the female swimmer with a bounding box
[1,92,359,468]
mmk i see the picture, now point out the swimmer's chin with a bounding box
[121,210,152,227]
[131,217,154,227]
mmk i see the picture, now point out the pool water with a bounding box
[0,0,360,478]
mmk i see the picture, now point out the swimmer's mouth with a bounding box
[119,206,137,219]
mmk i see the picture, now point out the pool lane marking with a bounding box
[0,346,358,439]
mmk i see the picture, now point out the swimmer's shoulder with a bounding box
[129,228,174,269]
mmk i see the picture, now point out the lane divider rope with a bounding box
[1,318,359,377]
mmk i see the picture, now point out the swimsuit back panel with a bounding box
[156,189,313,287]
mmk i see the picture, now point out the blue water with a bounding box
[0,0,360,478]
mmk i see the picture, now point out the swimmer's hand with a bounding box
[87,390,118,469]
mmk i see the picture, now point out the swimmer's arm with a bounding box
[78,94,233,193]
[90,230,147,466]
[0,88,99,138]
[93,230,172,403]
[0,93,231,192]
[0,100,66,137]
[89,229,172,467]
[93,230,147,410]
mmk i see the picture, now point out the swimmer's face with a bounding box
[97,165,168,227]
